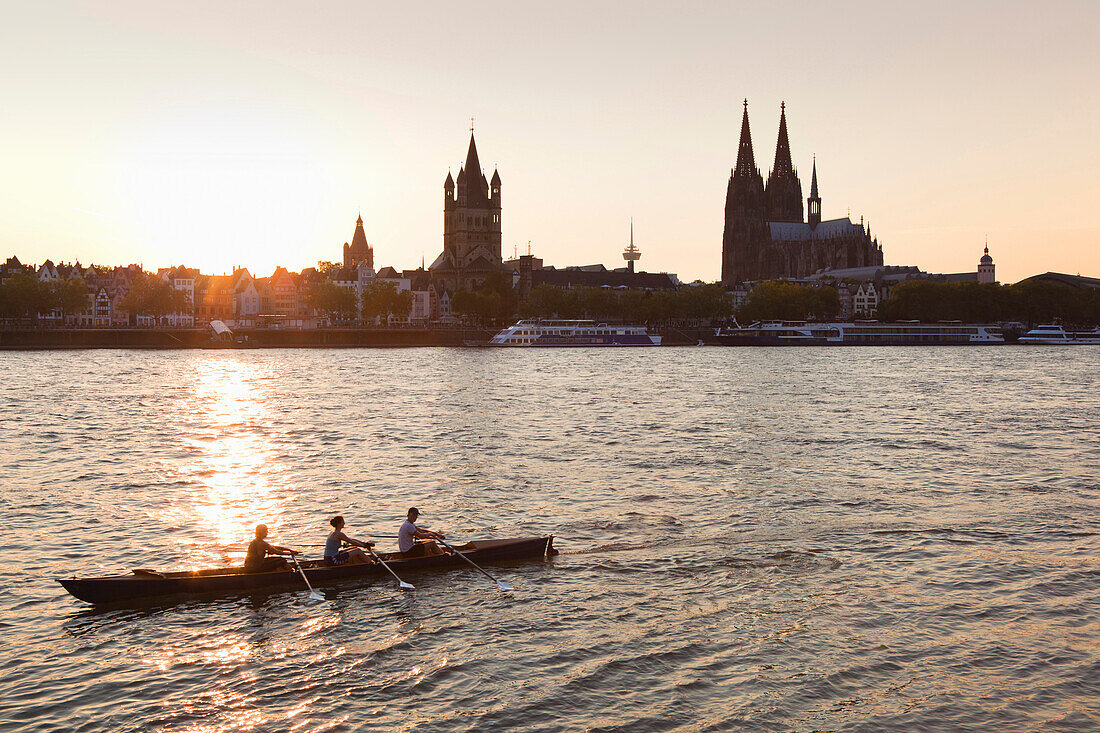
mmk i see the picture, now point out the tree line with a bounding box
[734,279,1100,326]
[510,282,733,325]
[0,273,91,322]
[879,280,1100,325]
[305,280,413,324]
[736,281,839,322]
[0,271,194,325]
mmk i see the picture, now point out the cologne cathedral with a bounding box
[721,101,883,285]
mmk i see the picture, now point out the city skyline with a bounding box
[2,1,1098,284]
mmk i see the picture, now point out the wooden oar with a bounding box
[291,555,325,601]
[437,538,513,591]
[365,546,415,590]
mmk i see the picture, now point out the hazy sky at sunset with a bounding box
[1,1,1097,283]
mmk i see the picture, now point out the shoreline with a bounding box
[0,327,710,349]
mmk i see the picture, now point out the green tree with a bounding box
[120,273,190,326]
[360,280,412,324]
[0,272,51,320]
[315,261,342,278]
[306,282,358,322]
[738,281,838,322]
[52,278,91,322]
[390,288,413,320]
[877,279,1100,326]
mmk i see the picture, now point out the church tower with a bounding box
[721,100,767,285]
[978,242,995,284]
[431,131,504,292]
[343,213,374,268]
[807,157,821,230]
[764,102,804,223]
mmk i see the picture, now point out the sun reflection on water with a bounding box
[168,355,290,567]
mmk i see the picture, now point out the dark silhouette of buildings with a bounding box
[721,101,883,285]
[429,132,507,292]
[342,214,374,269]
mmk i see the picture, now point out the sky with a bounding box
[1,0,1097,284]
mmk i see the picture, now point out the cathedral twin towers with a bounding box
[721,101,882,286]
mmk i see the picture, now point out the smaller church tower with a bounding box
[343,213,374,268]
[807,157,821,230]
[978,241,995,284]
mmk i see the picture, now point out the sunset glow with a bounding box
[2,1,1098,282]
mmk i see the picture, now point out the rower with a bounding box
[398,507,446,558]
[243,525,298,573]
[324,516,375,566]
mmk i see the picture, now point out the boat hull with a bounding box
[715,322,1005,346]
[58,536,555,605]
[714,335,1002,346]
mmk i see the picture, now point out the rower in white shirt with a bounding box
[398,507,446,557]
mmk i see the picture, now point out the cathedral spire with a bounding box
[807,156,821,230]
[772,101,794,177]
[734,99,757,177]
[763,101,803,222]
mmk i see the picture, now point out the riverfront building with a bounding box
[721,101,883,285]
[429,132,509,293]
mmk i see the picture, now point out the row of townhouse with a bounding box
[189,266,314,328]
[4,255,452,328]
[2,256,154,326]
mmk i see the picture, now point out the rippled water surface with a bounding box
[2,347,1099,732]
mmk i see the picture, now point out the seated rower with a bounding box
[244,524,298,573]
[324,515,375,566]
[398,507,447,558]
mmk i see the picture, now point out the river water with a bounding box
[1,347,1098,732]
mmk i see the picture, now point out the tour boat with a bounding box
[487,319,662,346]
[714,321,1005,346]
[1017,324,1100,345]
[58,536,556,605]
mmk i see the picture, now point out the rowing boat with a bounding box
[58,536,556,605]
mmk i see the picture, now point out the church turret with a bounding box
[978,240,995,284]
[807,157,821,230]
[490,168,501,209]
[764,102,804,223]
[444,171,455,210]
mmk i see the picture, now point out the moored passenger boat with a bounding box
[715,320,1004,346]
[488,319,661,346]
[1017,324,1100,344]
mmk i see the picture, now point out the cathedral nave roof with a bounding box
[767,217,865,242]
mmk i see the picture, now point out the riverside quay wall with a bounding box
[0,326,708,349]
[0,328,491,349]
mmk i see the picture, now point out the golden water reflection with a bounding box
[167,355,289,567]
